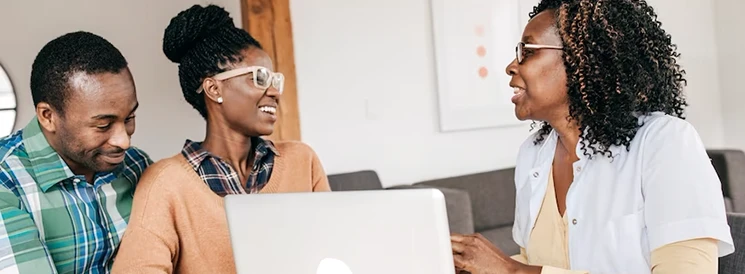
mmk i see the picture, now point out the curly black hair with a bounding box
[30,31,128,115]
[163,4,262,119]
[529,0,687,158]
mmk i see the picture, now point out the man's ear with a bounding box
[202,78,222,103]
[36,102,59,133]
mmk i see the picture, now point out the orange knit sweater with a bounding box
[110,141,330,274]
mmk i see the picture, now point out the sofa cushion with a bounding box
[327,170,383,191]
[719,213,745,274]
[389,184,475,234]
[479,226,520,256]
[415,169,516,232]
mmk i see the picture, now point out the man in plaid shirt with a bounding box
[0,31,151,273]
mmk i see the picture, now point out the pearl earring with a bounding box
[217,97,223,104]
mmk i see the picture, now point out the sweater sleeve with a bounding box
[112,227,175,273]
[650,238,718,273]
[310,147,331,192]
[520,238,717,274]
[111,164,180,274]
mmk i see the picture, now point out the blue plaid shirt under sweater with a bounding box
[180,138,278,196]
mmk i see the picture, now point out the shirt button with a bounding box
[576,166,582,172]
[532,172,539,178]
[572,219,578,225]
[72,178,81,183]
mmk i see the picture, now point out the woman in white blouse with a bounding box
[450,0,735,273]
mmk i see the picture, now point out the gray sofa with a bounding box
[413,169,520,255]
[708,150,745,213]
[327,170,476,234]
[720,213,745,274]
[327,149,745,259]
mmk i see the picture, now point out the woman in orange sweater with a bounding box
[111,4,330,274]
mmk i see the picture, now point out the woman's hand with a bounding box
[451,233,541,274]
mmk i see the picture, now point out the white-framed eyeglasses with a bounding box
[196,66,284,94]
[516,42,563,64]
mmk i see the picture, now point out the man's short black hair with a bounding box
[30,31,129,114]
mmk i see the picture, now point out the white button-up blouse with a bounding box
[511,112,735,273]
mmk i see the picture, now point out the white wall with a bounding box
[291,0,728,187]
[712,0,745,152]
[645,0,726,146]
[290,0,538,187]
[0,0,735,188]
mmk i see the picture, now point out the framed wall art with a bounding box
[430,0,526,132]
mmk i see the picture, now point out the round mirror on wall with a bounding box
[0,63,17,137]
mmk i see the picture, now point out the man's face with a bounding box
[43,68,138,175]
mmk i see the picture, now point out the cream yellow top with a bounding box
[511,167,719,274]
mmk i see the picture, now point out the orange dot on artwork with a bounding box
[475,25,485,37]
[476,45,487,57]
[478,67,489,78]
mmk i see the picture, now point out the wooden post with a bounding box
[241,0,301,141]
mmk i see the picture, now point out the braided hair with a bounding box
[163,4,262,118]
[529,0,687,158]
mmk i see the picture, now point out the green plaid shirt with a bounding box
[0,117,151,274]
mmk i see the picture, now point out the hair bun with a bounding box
[162,4,235,63]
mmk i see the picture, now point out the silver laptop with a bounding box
[224,188,455,274]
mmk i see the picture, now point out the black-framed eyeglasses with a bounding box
[516,42,563,64]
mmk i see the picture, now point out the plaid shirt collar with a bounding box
[182,137,279,170]
[22,117,79,192]
[21,117,130,192]
[181,137,279,195]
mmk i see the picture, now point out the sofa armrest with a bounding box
[708,150,745,213]
[388,184,475,234]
